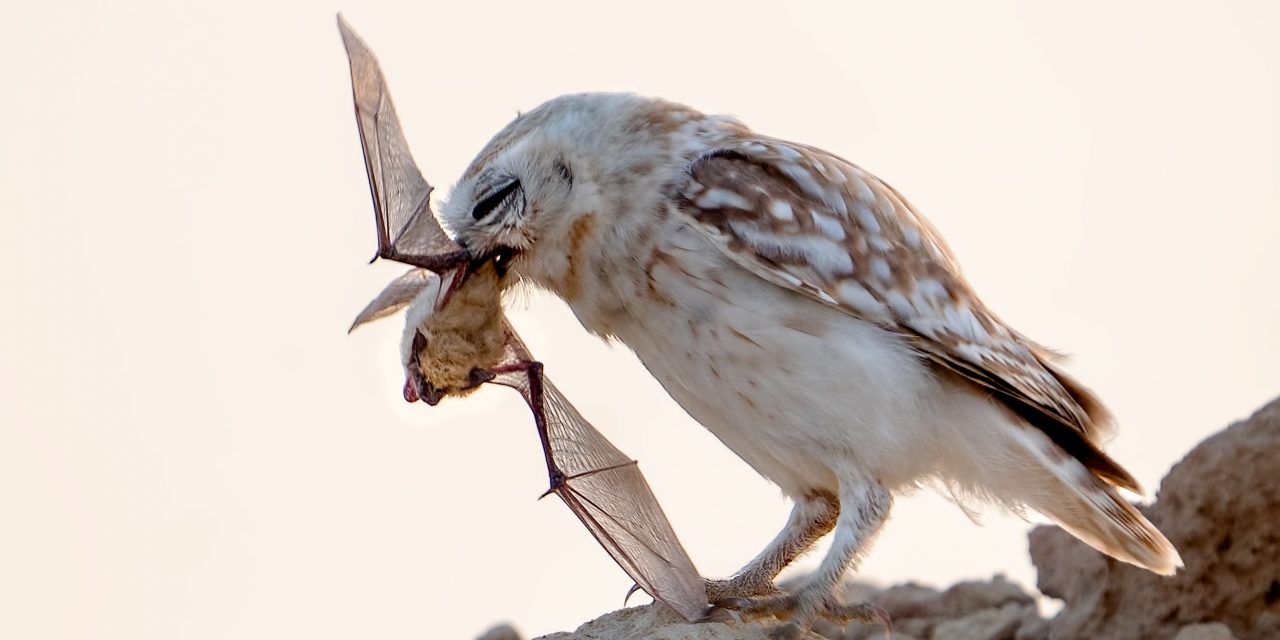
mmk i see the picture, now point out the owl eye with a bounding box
[490,246,516,277]
[472,179,522,221]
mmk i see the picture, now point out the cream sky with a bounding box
[2,2,1278,639]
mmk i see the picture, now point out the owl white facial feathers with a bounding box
[437,93,1180,636]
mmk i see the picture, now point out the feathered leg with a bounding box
[715,474,892,639]
[705,490,838,602]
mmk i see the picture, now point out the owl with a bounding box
[436,93,1179,638]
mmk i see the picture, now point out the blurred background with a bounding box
[2,1,1278,638]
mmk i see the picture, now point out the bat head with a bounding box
[439,93,738,294]
[396,262,507,405]
[350,259,507,406]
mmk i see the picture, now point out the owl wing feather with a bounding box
[679,138,1138,492]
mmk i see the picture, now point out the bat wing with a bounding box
[494,329,708,622]
[338,15,470,272]
[349,268,436,332]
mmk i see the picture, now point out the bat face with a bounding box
[399,262,508,405]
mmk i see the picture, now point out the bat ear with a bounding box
[349,268,437,332]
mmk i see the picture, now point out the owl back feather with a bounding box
[679,138,1139,491]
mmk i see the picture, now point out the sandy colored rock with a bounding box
[930,602,1024,640]
[1174,622,1237,640]
[477,623,524,640]
[1030,396,1280,640]
[867,582,943,619]
[535,576,1045,640]
[532,603,819,640]
[1011,606,1048,640]
[934,577,1032,619]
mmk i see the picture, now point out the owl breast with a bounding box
[560,217,941,496]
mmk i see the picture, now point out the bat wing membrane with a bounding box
[349,268,437,332]
[495,330,708,622]
[339,16,469,272]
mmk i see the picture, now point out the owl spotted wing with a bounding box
[680,139,1138,492]
[338,15,470,272]
[490,328,708,622]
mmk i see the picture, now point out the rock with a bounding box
[1030,396,1280,640]
[1174,622,1236,640]
[870,582,943,619]
[931,602,1023,640]
[534,576,1045,640]
[1012,606,1048,640]
[935,577,1033,618]
[532,603,809,640]
[477,624,523,640]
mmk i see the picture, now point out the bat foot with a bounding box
[708,590,889,638]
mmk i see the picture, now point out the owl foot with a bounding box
[699,575,779,623]
[705,574,779,601]
[707,588,889,640]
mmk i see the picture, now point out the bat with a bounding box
[337,14,708,622]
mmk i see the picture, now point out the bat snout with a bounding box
[403,369,446,406]
[403,378,420,403]
[403,330,445,406]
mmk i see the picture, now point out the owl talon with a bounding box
[709,590,889,637]
[701,605,743,624]
[708,596,758,612]
[706,575,780,601]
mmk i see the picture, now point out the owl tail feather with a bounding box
[1011,427,1183,575]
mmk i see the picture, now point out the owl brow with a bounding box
[472,180,521,221]
[554,159,573,188]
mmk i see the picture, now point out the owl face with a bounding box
[438,93,737,286]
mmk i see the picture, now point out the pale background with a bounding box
[2,1,1277,639]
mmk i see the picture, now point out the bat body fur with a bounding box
[399,264,505,397]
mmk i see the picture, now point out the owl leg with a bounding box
[711,474,892,639]
[705,490,838,603]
